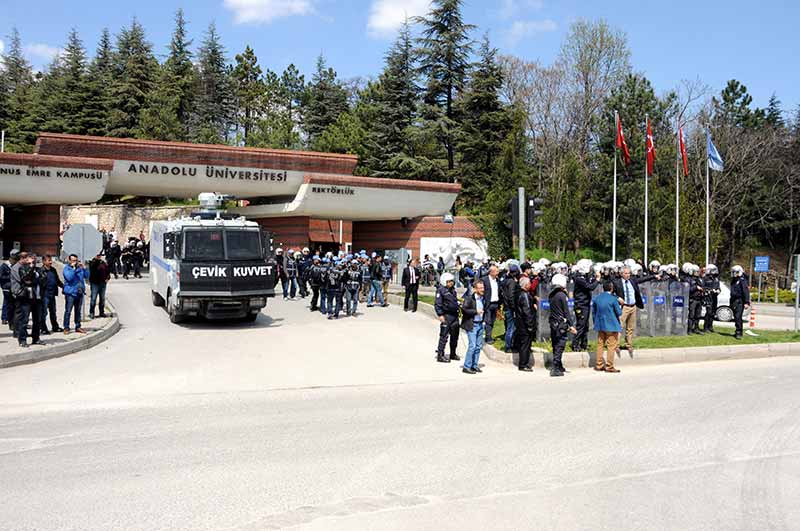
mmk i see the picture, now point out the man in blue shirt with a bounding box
[592,281,623,372]
[460,280,485,374]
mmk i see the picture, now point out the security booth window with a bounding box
[183,229,224,261]
[225,230,263,260]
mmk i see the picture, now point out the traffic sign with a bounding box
[754,256,770,273]
[61,223,103,262]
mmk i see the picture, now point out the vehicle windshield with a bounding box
[226,230,263,260]
[183,230,224,261]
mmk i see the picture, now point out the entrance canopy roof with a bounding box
[0,133,459,220]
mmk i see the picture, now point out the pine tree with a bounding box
[138,64,183,141]
[415,0,475,176]
[51,29,94,135]
[0,28,36,151]
[232,45,263,144]
[303,55,349,145]
[83,28,114,136]
[192,22,234,144]
[164,9,196,139]
[363,20,426,179]
[108,19,158,138]
[765,94,784,128]
[457,35,511,207]
[280,64,305,148]
[713,79,766,129]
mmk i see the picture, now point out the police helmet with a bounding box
[440,272,455,284]
[538,258,551,267]
[371,252,377,258]
[551,273,568,289]
[631,263,643,276]
[706,264,718,275]
[276,247,283,254]
[302,247,310,253]
[624,258,637,268]
[530,263,544,275]
[649,260,661,270]
[593,263,604,275]
[666,263,679,275]
[731,265,745,276]
[137,242,143,248]
[681,262,694,275]
[576,259,593,275]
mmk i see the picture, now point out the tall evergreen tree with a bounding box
[303,55,349,145]
[280,64,305,148]
[193,22,234,144]
[83,28,114,136]
[0,28,35,151]
[138,63,183,141]
[51,29,94,134]
[457,35,511,207]
[108,19,158,138]
[415,0,475,176]
[164,9,196,139]
[232,45,263,144]
[765,94,784,128]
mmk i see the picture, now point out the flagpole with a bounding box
[644,114,649,267]
[675,116,680,265]
[612,110,618,262]
[705,131,710,266]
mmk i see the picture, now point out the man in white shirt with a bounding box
[480,265,502,344]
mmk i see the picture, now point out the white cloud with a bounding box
[499,0,544,19]
[367,0,431,38]
[223,0,314,24]
[25,43,63,62]
[506,19,556,46]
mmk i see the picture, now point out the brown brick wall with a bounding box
[1,205,61,257]
[36,134,358,175]
[254,216,311,251]
[352,216,484,256]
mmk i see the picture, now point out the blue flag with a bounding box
[707,132,724,172]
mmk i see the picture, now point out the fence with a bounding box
[535,280,691,342]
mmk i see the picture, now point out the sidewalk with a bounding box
[386,293,800,369]
[0,295,120,369]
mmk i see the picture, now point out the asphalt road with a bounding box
[1,278,799,530]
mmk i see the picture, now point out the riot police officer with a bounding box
[325,260,344,319]
[571,259,600,354]
[434,272,461,363]
[298,247,312,298]
[548,273,576,377]
[319,257,330,315]
[308,256,324,312]
[344,260,362,316]
[685,263,704,334]
[703,264,720,333]
[730,265,750,339]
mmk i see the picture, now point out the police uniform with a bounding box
[344,264,362,316]
[308,259,324,312]
[687,275,704,334]
[325,263,344,319]
[730,274,750,339]
[434,284,461,362]
[703,274,720,332]
[571,273,598,352]
[548,285,573,376]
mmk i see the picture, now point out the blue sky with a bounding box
[1,0,798,112]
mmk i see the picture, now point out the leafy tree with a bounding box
[193,22,234,144]
[108,19,158,138]
[231,45,263,144]
[303,55,349,145]
[415,0,475,175]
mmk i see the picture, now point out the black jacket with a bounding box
[548,287,574,330]
[401,266,421,287]
[730,276,751,304]
[0,261,11,291]
[434,285,460,317]
[501,277,518,313]
[480,275,503,307]
[613,277,644,309]
[688,276,705,300]
[572,274,599,307]
[460,293,483,331]
[516,290,536,331]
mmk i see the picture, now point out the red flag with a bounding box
[615,112,631,166]
[678,126,689,176]
[646,118,656,175]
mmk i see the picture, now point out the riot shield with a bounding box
[667,280,689,336]
[537,282,551,342]
[638,281,653,337]
[649,281,671,337]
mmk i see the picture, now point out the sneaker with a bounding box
[462,368,476,374]
[52,327,64,333]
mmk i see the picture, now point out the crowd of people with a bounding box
[404,256,751,377]
[273,247,395,319]
[99,228,149,280]
[0,249,112,348]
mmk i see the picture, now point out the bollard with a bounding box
[749,305,756,329]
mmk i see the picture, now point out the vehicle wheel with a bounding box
[244,312,259,322]
[716,306,733,322]
[167,291,182,324]
[151,290,165,307]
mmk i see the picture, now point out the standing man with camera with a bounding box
[10,252,45,348]
[63,254,89,335]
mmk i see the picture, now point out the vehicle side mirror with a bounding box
[163,233,175,259]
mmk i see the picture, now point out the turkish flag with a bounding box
[646,118,656,175]
[679,126,689,176]
[616,113,631,166]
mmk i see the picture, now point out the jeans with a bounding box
[41,293,59,331]
[465,322,484,370]
[503,308,516,351]
[282,277,298,298]
[1,289,11,322]
[326,290,341,317]
[367,280,384,306]
[16,298,41,344]
[320,288,328,314]
[90,282,107,317]
[345,287,359,315]
[64,293,84,330]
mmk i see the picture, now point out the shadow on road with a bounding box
[171,313,284,330]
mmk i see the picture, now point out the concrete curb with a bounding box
[390,294,800,368]
[0,301,121,369]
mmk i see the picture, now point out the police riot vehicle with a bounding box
[150,193,276,323]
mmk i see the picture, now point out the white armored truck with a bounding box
[150,193,276,323]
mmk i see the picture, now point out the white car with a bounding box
[700,281,734,322]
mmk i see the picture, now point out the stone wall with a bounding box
[61,204,194,242]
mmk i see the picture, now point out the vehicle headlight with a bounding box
[249,297,266,307]
[182,298,200,310]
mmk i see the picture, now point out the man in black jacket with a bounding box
[402,258,421,312]
[729,265,750,339]
[1,249,20,328]
[515,277,536,372]
[549,273,576,377]
[501,265,520,353]
[702,264,720,333]
[571,260,600,353]
[10,252,44,348]
[480,265,502,344]
[39,255,63,334]
[613,266,644,355]
[434,272,460,363]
